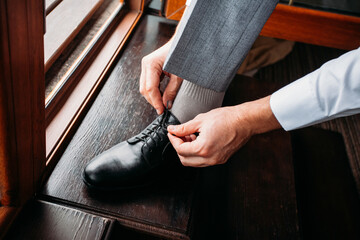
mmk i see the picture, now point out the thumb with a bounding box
[168,119,200,137]
[162,75,183,108]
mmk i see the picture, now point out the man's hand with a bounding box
[140,41,183,115]
[167,96,281,167]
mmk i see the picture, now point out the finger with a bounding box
[168,133,200,157]
[184,135,193,142]
[168,133,185,150]
[162,75,183,108]
[178,156,209,168]
[140,64,155,107]
[139,59,146,96]
[145,68,164,114]
[190,134,197,141]
[167,120,200,137]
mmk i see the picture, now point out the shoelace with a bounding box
[134,109,171,146]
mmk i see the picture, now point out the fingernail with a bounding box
[167,100,173,109]
[156,109,161,115]
[168,125,175,131]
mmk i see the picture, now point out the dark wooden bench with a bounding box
[3,13,299,240]
[7,13,359,240]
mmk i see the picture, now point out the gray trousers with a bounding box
[163,0,278,92]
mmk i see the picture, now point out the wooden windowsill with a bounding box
[45,1,144,167]
[42,15,199,240]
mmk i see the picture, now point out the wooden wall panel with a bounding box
[0,0,46,235]
[164,0,360,50]
[260,4,360,50]
[164,0,186,20]
[4,0,46,204]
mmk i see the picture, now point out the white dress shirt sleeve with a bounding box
[270,47,360,131]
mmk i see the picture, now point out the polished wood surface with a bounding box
[227,131,300,239]
[4,2,358,237]
[164,0,360,50]
[0,207,17,239]
[5,201,115,240]
[261,4,360,50]
[46,8,142,162]
[292,128,360,239]
[164,0,186,20]
[223,76,300,239]
[42,15,196,239]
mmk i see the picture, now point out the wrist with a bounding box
[234,95,281,135]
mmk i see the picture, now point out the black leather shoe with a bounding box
[83,110,180,190]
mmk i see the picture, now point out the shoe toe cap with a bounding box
[83,159,108,187]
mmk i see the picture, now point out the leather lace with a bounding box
[134,109,171,146]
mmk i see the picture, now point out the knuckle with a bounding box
[197,113,205,119]
[154,102,162,108]
[145,60,158,70]
[139,86,144,95]
[198,147,210,158]
[141,56,149,65]
[164,90,176,98]
[145,85,155,93]
[180,159,189,167]
[209,158,218,166]
[179,125,187,133]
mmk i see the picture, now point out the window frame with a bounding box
[45,0,145,169]
[0,0,45,236]
[44,0,104,71]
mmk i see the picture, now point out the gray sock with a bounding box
[170,80,225,123]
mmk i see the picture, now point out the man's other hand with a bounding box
[140,41,183,114]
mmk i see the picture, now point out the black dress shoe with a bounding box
[83,110,180,190]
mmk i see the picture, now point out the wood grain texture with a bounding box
[222,76,300,239]
[0,207,18,239]
[226,131,300,239]
[46,10,140,159]
[291,128,360,239]
[164,0,186,20]
[42,15,196,240]
[0,0,17,207]
[0,0,45,204]
[260,4,360,50]
[44,0,104,71]
[5,201,114,240]
[164,1,360,50]
[0,0,45,235]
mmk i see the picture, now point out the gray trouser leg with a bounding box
[163,0,278,92]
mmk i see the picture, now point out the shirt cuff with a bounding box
[270,71,323,131]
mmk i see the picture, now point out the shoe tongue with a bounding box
[164,111,180,125]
